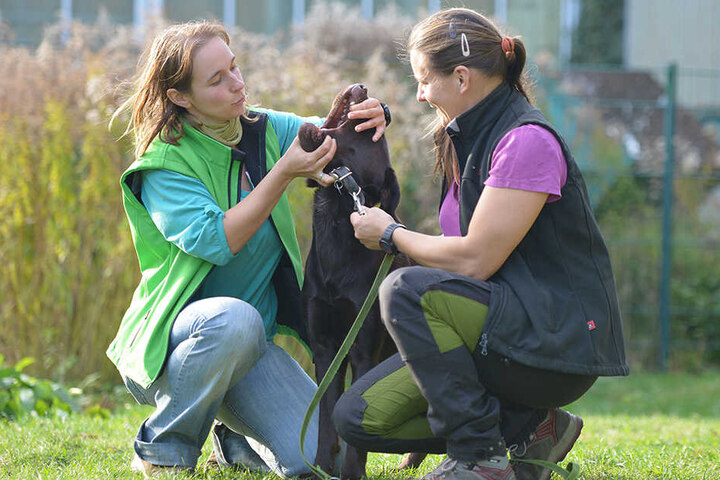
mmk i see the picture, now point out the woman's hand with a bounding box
[349,207,395,250]
[278,135,337,186]
[347,97,387,142]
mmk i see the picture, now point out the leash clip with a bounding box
[351,191,366,215]
[330,165,366,215]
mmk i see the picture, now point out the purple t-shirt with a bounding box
[439,124,567,237]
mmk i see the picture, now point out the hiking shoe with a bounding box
[421,456,516,480]
[510,408,583,480]
[130,454,193,478]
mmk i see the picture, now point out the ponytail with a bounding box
[502,35,532,102]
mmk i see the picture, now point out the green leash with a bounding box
[512,458,580,479]
[299,253,395,480]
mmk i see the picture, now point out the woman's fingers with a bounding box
[348,98,387,142]
[315,136,336,169]
[307,136,336,186]
[349,207,392,250]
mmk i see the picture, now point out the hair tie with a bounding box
[501,37,515,57]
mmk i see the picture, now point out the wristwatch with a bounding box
[380,102,391,126]
[379,222,406,255]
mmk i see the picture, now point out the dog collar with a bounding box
[330,165,366,215]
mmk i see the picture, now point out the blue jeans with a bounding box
[122,297,319,476]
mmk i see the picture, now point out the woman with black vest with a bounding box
[335,8,628,480]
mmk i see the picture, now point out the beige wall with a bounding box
[625,0,720,107]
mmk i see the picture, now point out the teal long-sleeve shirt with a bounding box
[139,109,322,338]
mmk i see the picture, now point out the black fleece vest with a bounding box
[447,83,628,376]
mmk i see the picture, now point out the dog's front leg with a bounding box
[339,335,382,480]
[313,342,347,475]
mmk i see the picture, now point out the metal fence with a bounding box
[537,65,720,371]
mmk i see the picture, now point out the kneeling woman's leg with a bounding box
[333,351,445,455]
[216,342,319,478]
[123,297,266,468]
[335,266,504,462]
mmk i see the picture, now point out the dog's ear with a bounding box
[380,167,401,218]
[298,122,326,152]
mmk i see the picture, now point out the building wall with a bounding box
[1,0,63,46]
[625,0,720,107]
[1,0,440,46]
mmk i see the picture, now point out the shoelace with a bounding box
[507,441,528,457]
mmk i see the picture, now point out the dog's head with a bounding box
[298,83,400,216]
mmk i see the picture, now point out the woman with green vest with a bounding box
[334,8,628,480]
[107,22,388,477]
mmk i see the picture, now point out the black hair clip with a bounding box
[448,19,457,39]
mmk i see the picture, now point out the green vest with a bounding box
[107,112,306,388]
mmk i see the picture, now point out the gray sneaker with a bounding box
[510,408,583,480]
[422,456,516,480]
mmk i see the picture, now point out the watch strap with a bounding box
[379,222,406,255]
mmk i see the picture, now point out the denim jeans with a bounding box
[122,297,319,476]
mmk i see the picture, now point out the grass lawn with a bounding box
[1,371,719,479]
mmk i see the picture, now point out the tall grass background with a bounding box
[1,1,718,385]
[0,3,437,383]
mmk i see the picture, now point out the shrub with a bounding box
[0,355,76,420]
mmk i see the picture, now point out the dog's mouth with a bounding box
[322,83,368,131]
[298,83,368,152]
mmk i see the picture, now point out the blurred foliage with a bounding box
[0,355,76,420]
[571,0,624,65]
[0,2,717,385]
[0,3,436,383]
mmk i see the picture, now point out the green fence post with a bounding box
[659,63,677,370]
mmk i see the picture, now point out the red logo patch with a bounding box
[587,320,596,331]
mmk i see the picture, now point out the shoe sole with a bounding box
[539,413,583,480]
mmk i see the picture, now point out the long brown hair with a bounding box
[406,8,532,185]
[112,22,253,158]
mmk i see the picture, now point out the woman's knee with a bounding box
[332,390,368,447]
[379,266,443,333]
[178,297,266,358]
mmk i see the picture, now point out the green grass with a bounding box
[1,371,719,479]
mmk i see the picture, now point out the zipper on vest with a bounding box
[227,160,234,208]
[227,149,247,208]
[479,333,488,356]
[227,157,241,208]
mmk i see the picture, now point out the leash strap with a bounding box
[299,253,395,480]
[512,459,580,479]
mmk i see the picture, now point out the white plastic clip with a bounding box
[461,33,470,57]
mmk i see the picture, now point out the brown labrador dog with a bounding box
[299,84,425,479]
